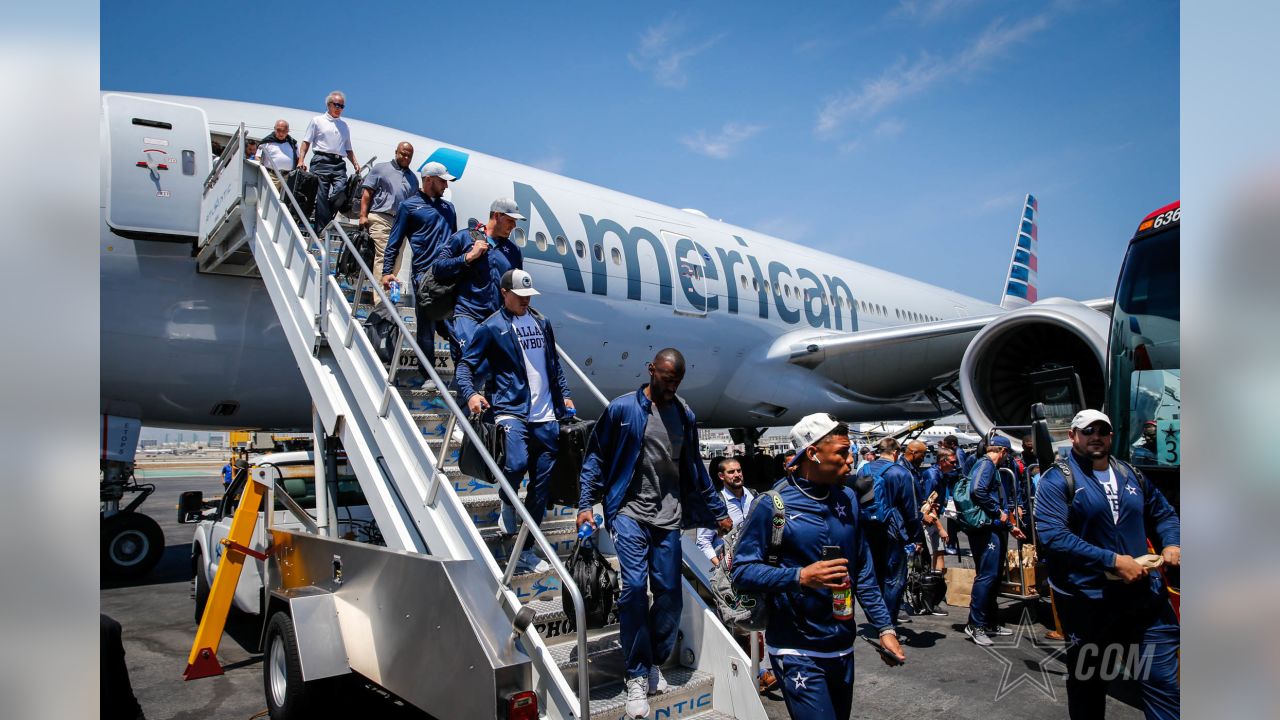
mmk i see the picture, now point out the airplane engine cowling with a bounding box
[959,298,1110,436]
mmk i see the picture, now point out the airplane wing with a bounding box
[769,296,1113,406]
[768,316,992,404]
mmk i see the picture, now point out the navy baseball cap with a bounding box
[988,436,1013,449]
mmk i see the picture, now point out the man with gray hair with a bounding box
[297,91,360,231]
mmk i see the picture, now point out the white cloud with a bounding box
[874,119,906,138]
[681,122,764,159]
[530,155,565,174]
[628,16,724,88]
[892,0,978,24]
[816,12,1052,135]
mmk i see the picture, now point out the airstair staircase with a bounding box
[193,124,765,719]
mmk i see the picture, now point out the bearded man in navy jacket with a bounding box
[1035,409,1180,720]
[576,348,731,719]
[733,414,905,720]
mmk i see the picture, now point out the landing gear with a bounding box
[102,510,164,580]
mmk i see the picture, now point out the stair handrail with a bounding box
[554,346,610,410]
[255,165,590,718]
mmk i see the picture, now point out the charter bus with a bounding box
[1106,201,1180,510]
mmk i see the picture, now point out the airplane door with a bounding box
[662,230,709,317]
[102,93,211,238]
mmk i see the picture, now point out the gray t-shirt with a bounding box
[619,401,686,529]
[360,160,418,215]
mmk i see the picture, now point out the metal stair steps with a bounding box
[586,667,715,720]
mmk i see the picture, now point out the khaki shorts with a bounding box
[368,211,407,282]
[923,521,945,555]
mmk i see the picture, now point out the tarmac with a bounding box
[103,471,1150,719]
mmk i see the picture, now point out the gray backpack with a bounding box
[709,490,785,632]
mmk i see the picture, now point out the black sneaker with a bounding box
[965,624,993,646]
[987,624,1013,636]
[929,607,949,616]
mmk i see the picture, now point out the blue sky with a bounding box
[102,0,1177,301]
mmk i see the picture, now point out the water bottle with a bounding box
[389,279,401,304]
[577,514,602,540]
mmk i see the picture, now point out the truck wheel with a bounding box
[102,512,164,580]
[192,550,209,624]
[264,612,336,719]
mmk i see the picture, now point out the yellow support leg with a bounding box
[184,473,267,680]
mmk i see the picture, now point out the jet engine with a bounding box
[959,298,1110,436]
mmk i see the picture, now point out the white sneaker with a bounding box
[647,666,668,695]
[515,550,550,574]
[624,676,650,718]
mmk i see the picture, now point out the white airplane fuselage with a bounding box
[101,94,1003,430]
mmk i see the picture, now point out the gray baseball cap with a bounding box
[490,197,526,221]
[501,269,539,297]
[420,162,456,181]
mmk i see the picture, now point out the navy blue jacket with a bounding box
[432,229,522,321]
[919,465,943,504]
[577,386,728,530]
[970,456,1022,523]
[1034,452,1180,600]
[732,477,893,653]
[455,308,571,421]
[852,458,921,543]
[382,192,458,278]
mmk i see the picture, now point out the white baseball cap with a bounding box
[1070,409,1113,431]
[490,197,526,221]
[501,269,539,297]
[420,161,456,181]
[787,413,841,466]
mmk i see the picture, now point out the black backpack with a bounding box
[563,533,618,631]
[336,171,365,216]
[339,226,376,279]
[362,303,400,364]
[415,228,481,321]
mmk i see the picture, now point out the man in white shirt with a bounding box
[455,269,575,574]
[297,91,360,232]
[696,458,754,566]
[255,119,297,192]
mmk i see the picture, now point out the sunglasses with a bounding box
[329,102,345,109]
[1078,425,1112,437]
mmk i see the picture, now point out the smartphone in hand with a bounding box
[861,635,905,666]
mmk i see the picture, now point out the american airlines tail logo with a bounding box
[1001,193,1040,309]
[418,147,470,181]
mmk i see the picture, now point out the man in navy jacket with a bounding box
[1035,409,1180,720]
[576,349,730,719]
[733,414,905,720]
[432,198,525,368]
[963,435,1026,646]
[849,438,921,625]
[457,270,574,573]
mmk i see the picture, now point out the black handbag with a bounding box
[563,534,618,630]
[549,417,595,508]
[458,414,506,481]
[338,226,375,279]
[414,227,485,321]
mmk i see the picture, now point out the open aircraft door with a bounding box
[102,93,211,239]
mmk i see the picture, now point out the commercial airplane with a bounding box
[101,92,1112,439]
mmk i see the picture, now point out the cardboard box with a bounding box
[945,567,976,607]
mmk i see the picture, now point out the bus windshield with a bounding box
[1108,225,1180,467]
